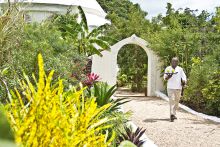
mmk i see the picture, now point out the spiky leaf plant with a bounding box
[88,82,130,112]
[4,54,115,146]
[117,127,146,147]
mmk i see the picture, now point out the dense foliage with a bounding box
[184,52,220,116]
[0,4,24,67]
[13,23,87,81]
[97,0,220,116]
[0,7,89,102]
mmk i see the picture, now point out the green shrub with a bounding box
[11,23,87,81]
[184,51,220,116]
[0,22,87,102]
[117,74,128,87]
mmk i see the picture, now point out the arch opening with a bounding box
[92,34,164,96]
[117,44,148,95]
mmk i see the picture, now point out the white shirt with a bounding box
[164,66,187,89]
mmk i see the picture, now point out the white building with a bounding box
[0,0,109,29]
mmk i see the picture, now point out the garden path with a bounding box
[116,88,220,147]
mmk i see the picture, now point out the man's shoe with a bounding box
[170,115,175,122]
[173,115,177,119]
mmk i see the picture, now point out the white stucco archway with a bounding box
[92,34,164,96]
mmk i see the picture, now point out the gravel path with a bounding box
[115,88,220,147]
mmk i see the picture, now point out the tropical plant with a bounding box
[4,54,115,146]
[117,127,146,147]
[83,73,100,87]
[88,82,129,111]
[52,6,112,57]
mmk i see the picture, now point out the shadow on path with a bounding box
[143,118,170,123]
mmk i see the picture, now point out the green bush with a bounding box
[117,74,128,87]
[0,22,87,102]
[184,51,220,116]
[11,23,87,81]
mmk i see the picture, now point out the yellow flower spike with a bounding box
[45,70,54,93]
[32,138,38,147]
[5,53,116,146]
[14,88,24,108]
[37,53,45,96]
[26,123,37,146]
[24,73,36,95]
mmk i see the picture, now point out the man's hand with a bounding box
[181,80,187,87]
[165,74,172,80]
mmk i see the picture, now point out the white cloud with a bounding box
[130,0,220,19]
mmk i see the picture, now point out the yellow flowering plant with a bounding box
[5,54,115,147]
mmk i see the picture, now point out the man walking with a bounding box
[164,57,187,122]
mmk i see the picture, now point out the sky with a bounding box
[130,0,220,19]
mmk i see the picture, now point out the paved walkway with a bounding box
[115,88,220,147]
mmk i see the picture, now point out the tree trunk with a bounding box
[85,58,92,74]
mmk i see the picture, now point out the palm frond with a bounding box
[90,39,111,51]
[77,6,88,32]
[88,44,103,57]
[87,24,109,38]
[98,36,119,45]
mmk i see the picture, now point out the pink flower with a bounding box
[83,73,100,87]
